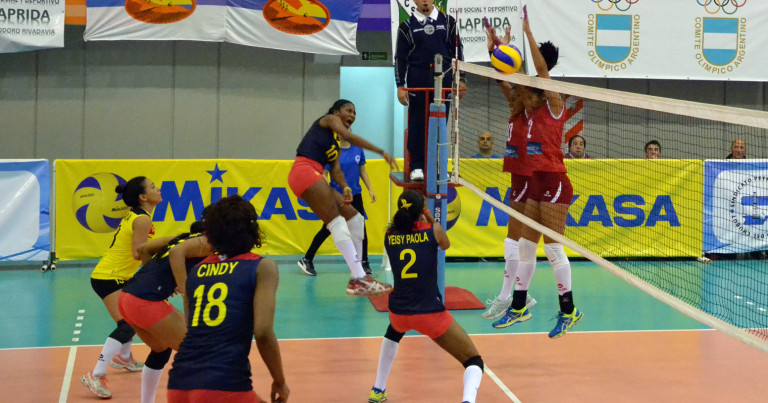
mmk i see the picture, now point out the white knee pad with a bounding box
[347,213,365,241]
[518,238,538,262]
[543,243,569,267]
[327,216,352,246]
[504,238,519,261]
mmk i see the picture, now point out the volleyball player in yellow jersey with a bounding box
[81,176,162,399]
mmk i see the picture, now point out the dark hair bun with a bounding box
[115,185,125,194]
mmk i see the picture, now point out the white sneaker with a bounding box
[525,294,537,309]
[81,371,112,398]
[410,169,424,181]
[110,353,144,372]
[481,296,512,320]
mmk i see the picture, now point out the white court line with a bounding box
[485,365,522,403]
[58,346,77,403]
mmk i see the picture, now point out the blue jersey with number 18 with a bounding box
[385,222,445,315]
[167,252,262,392]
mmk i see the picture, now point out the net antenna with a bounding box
[455,59,768,354]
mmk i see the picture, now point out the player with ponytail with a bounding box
[82,176,162,399]
[368,189,483,403]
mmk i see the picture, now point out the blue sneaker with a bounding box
[548,308,583,339]
[492,306,531,329]
[368,386,387,402]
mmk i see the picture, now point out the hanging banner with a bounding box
[0,0,64,53]
[84,0,362,55]
[0,160,50,262]
[525,0,768,81]
[390,0,522,63]
[704,160,768,254]
[446,0,523,63]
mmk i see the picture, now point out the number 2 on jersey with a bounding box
[399,249,418,279]
[191,283,228,327]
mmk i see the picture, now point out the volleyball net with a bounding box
[451,60,768,353]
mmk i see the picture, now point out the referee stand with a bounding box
[388,55,481,309]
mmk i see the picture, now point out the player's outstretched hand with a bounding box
[382,151,399,171]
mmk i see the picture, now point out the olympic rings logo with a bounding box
[591,0,639,12]
[696,0,747,15]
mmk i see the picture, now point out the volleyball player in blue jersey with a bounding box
[167,195,289,403]
[117,217,213,403]
[368,190,483,403]
[288,99,397,296]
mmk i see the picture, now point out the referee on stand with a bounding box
[395,0,465,182]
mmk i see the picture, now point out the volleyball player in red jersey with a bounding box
[288,99,398,297]
[481,25,537,321]
[167,195,289,403]
[492,15,583,338]
[368,190,483,403]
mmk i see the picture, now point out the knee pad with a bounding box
[327,216,352,246]
[384,324,405,343]
[145,348,172,370]
[463,355,484,372]
[109,320,135,344]
[518,238,538,263]
[347,213,365,240]
[543,243,569,267]
[504,238,519,261]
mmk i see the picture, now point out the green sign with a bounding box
[362,52,388,61]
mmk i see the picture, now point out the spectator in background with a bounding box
[644,140,661,159]
[726,138,746,159]
[563,135,593,159]
[473,130,501,158]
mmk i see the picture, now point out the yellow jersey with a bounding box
[91,208,156,281]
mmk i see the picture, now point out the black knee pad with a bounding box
[145,348,172,370]
[384,324,405,343]
[109,320,135,344]
[463,355,484,372]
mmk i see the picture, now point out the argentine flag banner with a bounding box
[84,0,362,55]
[523,0,768,81]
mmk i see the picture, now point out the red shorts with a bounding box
[389,310,453,339]
[510,174,531,204]
[529,171,573,204]
[287,156,325,198]
[118,292,176,329]
[167,389,263,403]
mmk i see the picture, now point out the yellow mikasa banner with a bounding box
[55,158,702,260]
[55,159,393,260]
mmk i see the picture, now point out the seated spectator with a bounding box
[644,140,661,159]
[473,130,501,158]
[564,135,593,159]
[726,138,746,159]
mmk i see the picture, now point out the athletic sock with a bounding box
[374,338,399,391]
[141,367,163,403]
[327,215,366,279]
[500,238,520,302]
[93,337,122,376]
[347,213,365,260]
[117,339,133,359]
[462,365,483,403]
[559,291,575,315]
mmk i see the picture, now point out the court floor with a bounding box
[2,258,768,402]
